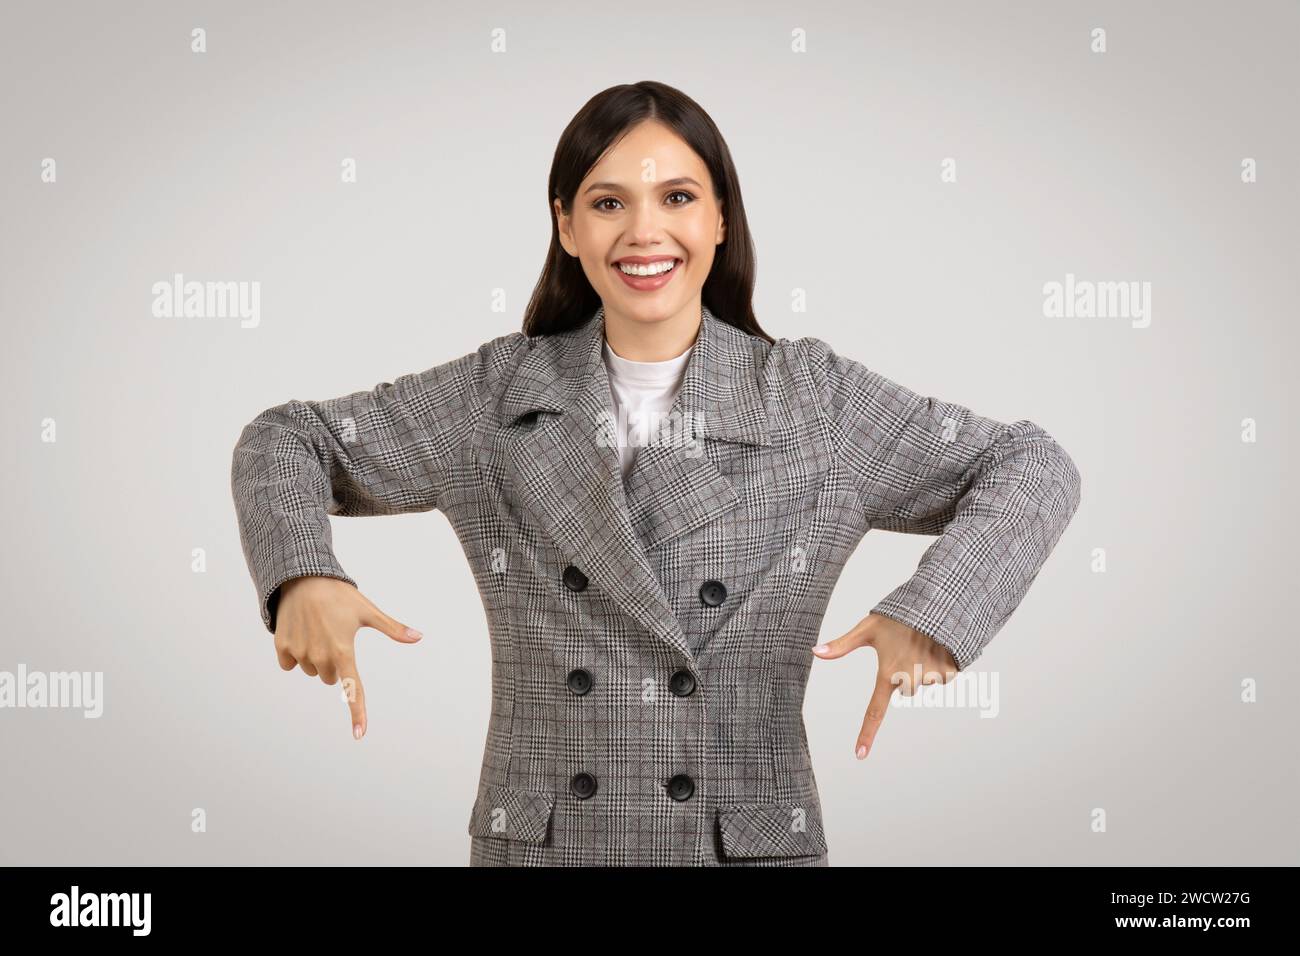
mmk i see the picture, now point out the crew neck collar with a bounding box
[602,337,694,384]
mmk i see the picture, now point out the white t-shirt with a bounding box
[602,336,694,481]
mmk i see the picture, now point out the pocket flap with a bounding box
[467,783,556,844]
[716,801,828,859]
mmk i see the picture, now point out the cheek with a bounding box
[682,218,719,264]
[564,216,595,256]
[580,247,613,286]
[685,238,715,273]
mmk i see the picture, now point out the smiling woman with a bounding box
[524,84,761,353]
[231,79,1082,868]
[552,121,729,341]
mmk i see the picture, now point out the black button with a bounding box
[699,579,727,607]
[669,670,696,697]
[570,772,597,799]
[563,565,589,592]
[667,774,695,802]
[567,668,592,695]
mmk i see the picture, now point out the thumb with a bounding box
[357,599,423,644]
[812,616,875,660]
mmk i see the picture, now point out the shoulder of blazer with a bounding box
[437,329,531,421]
[473,328,532,396]
[752,332,841,458]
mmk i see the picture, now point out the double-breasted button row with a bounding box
[570,667,696,697]
[566,565,726,609]
[570,772,696,802]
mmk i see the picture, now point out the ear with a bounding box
[554,197,576,256]
[716,199,726,244]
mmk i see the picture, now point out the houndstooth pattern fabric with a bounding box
[231,304,1081,866]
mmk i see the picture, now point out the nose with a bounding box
[626,198,667,246]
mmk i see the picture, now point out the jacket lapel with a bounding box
[493,304,769,665]
[620,306,770,552]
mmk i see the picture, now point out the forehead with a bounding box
[583,120,710,185]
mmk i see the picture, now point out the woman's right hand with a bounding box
[273,575,423,740]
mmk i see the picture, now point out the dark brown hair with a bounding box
[521,80,773,343]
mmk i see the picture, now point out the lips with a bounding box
[612,256,682,291]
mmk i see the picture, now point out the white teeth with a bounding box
[616,259,677,276]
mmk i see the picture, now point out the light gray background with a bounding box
[2,0,1296,865]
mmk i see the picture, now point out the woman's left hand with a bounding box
[813,613,959,761]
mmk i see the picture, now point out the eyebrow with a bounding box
[582,176,704,195]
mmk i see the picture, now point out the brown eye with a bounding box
[592,197,621,212]
[666,190,696,206]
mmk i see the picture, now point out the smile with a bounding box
[612,257,682,291]
[615,259,679,276]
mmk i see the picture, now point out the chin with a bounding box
[621,303,683,324]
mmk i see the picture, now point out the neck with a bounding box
[602,300,701,362]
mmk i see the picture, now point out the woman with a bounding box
[231,81,1081,866]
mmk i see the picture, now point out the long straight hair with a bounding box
[522,81,773,344]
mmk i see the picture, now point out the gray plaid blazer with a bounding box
[231,304,1081,866]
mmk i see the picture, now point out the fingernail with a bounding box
[856,744,867,759]
[813,644,829,654]
[405,628,423,640]
[353,724,363,740]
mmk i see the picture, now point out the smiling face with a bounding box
[555,119,725,332]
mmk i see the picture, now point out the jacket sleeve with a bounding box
[231,332,526,635]
[801,336,1082,671]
